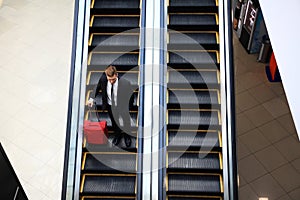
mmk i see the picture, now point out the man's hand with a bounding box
[87,98,94,107]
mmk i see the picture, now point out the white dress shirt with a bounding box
[107,78,118,106]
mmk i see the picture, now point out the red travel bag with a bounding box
[83,109,108,144]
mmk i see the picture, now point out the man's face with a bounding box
[106,73,118,85]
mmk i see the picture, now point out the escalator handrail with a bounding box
[61,0,88,199]
[136,0,146,199]
[220,0,238,199]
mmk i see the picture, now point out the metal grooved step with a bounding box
[81,0,141,199]
[81,175,136,195]
[168,174,221,194]
[166,0,223,199]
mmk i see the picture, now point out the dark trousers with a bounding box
[107,105,131,137]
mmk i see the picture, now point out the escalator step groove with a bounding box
[168,90,219,106]
[168,70,219,89]
[84,153,136,173]
[82,175,136,195]
[168,152,220,170]
[168,131,220,148]
[93,0,140,9]
[169,32,217,45]
[168,174,221,194]
[169,0,216,7]
[89,53,139,66]
[168,52,218,65]
[91,35,139,47]
[168,110,219,126]
[91,16,140,28]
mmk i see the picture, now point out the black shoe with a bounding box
[112,135,121,146]
[124,136,131,147]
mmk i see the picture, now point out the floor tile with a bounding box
[272,164,300,193]
[236,112,256,135]
[238,184,258,200]
[250,174,285,199]
[274,135,300,162]
[259,120,290,143]
[263,97,290,118]
[288,187,300,200]
[236,90,259,112]
[277,114,297,134]
[238,155,267,183]
[239,128,271,153]
[255,145,287,172]
[248,82,277,103]
[244,105,274,127]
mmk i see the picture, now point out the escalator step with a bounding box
[81,197,135,200]
[168,52,218,65]
[91,34,139,47]
[168,70,218,88]
[169,0,216,7]
[91,16,140,28]
[84,134,137,152]
[168,90,219,108]
[89,53,139,66]
[86,111,138,128]
[168,196,222,200]
[169,32,217,45]
[82,175,136,195]
[87,71,139,87]
[168,131,220,148]
[86,91,139,108]
[93,0,140,9]
[169,14,216,26]
[83,153,136,173]
[168,152,220,171]
[168,14,217,31]
[168,0,217,13]
[168,110,219,127]
[168,174,221,194]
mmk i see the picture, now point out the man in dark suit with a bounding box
[88,65,134,147]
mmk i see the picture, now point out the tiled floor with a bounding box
[233,34,300,199]
[0,1,299,200]
[0,0,73,199]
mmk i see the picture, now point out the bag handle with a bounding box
[88,102,100,122]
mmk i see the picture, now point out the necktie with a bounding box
[111,84,114,106]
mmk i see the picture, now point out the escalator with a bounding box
[79,0,141,199]
[63,0,236,199]
[165,0,223,199]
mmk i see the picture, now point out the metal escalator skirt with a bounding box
[168,174,221,193]
[89,53,139,66]
[168,70,218,85]
[168,110,219,126]
[92,16,140,28]
[168,152,220,170]
[168,52,217,64]
[168,90,219,105]
[83,175,136,195]
[169,14,216,26]
[93,0,140,9]
[91,35,139,47]
[169,33,217,45]
[168,131,220,148]
[84,153,136,172]
[169,0,216,7]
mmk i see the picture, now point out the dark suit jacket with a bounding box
[92,73,134,112]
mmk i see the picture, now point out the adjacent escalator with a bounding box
[166,0,223,199]
[80,0,141,199]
